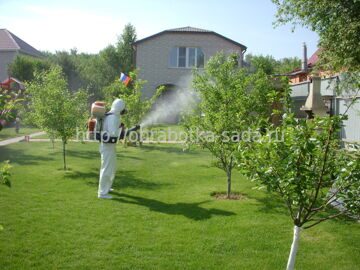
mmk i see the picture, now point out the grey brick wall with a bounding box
[135,32,245,98]
[0,51,17,81]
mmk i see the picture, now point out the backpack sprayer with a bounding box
[88,101,140,142]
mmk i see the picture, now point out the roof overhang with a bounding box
[133,30,247,51]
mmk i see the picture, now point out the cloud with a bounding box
[0,5,126,53]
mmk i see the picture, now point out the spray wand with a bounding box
[119,124,141,140]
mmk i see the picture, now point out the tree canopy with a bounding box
[9,55,51,82]
[272,0,360,71]
[116,23,137,74]
[245,53,301,75]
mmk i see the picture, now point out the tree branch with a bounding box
[302,120,333,223]
[303,211,345,229]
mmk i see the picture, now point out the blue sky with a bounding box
[0,0,319,59]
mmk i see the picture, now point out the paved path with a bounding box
[0,131,45,146]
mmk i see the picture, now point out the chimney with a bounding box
[301,42,308,72]
[300,77,328,119]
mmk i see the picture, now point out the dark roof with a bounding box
[0,29,42,57]
[134,26,247,50]
[285,69,307,77]
[167,26,212,33]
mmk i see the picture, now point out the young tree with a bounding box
[272,0,360,71]
[26,66,88,170]
[0,161,11,188]
[238,100,360,269]
[0,160,12,231]
[185,53,276,198]
[0,83,23,188]
[0,87,23,130]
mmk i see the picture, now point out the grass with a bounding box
[32,124,185,141]
[0,142,359,269]
[0,127,41,141]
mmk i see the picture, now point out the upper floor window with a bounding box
[169,47,204,68]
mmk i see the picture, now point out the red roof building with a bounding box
[287,44,321,84]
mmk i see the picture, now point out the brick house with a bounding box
[133,26,247,98]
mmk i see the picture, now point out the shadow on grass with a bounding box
[244,191,290,216]
[116,154,143,160]
[0,146,54,165]
[140,144,199,155]
[65,169,169,190]
[48,149,99,160]
[111,192,236,221]
[46,148,144,162]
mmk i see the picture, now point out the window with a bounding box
[188,48,196,67]
[178,47,186,67]
[196,49,204,68]
[169,47,204,68]
[169,47,177,67]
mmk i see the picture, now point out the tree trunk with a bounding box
[226,168,231,199]
[286,226,301,270]
[62,140,67,170]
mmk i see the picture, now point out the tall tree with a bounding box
[116,23,137,74]
[100,45,120,76]
[9,55,51,82]
[272,0,360,71]
[26,66,88,170]
[245,54,278,75]
[76,54,116,101]
[48,51,83,91]
[245,54,301,74]
[276,57,301,74]
[185,53,277,198]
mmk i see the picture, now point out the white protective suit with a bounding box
[98,99,125,197]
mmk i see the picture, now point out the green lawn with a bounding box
[32,124,185,141]
[0,142,359,269]
[0,127,41,141]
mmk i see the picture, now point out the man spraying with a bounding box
[97,98,126,199]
